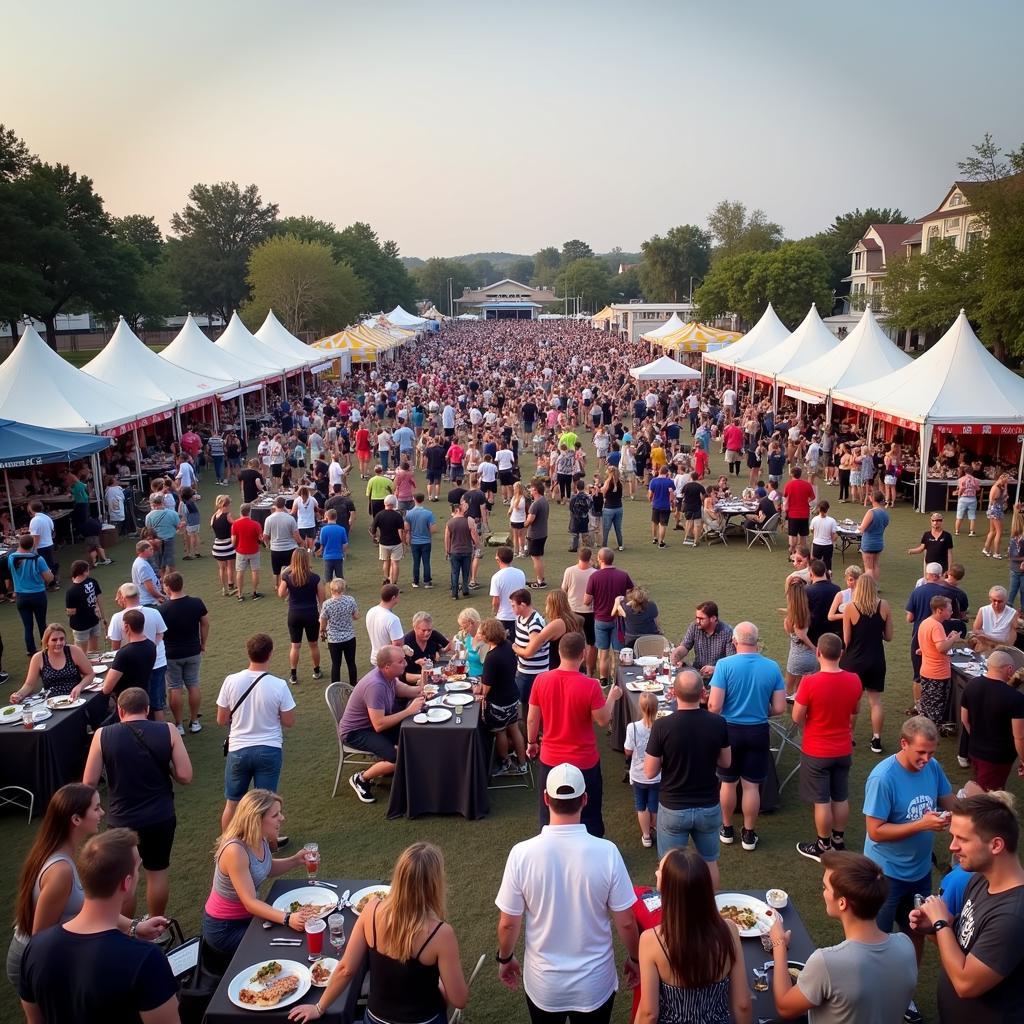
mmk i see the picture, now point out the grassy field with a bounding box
[0,450,1011,1023]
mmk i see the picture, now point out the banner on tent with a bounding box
[102,409,176,437]
[0,457,45,469]
[937,423,1024,437]
[179,396,218,415]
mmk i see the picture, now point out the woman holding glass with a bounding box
[289,842,468,1024]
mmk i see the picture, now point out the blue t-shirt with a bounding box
[860,507,890,553]
[905,582,948,638]
[709,652,785,725]
[863,754,952,881]
[318,524,348,560]
[607,450,621,468]
[393,426,415,453]
[648,476,675,511]
[939,864,973,917]
[404,505,437,545]
[8,551,48,594]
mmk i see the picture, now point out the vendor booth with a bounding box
[629,355,702,382]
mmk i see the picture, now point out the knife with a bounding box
[269,939,302,946]
[312,880,339,889]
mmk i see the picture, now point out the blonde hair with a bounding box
[544,588,583,636]
[329,578,347,595]
[215,789,280,855]
[215,494,231,510]
[1012,506,1024,539]
[378,842,447,962]
[843,564,863,585]
[286,548,312,588]
[457,607,481,632]
[626,586,649,612]
[852,573,881,617]
[638,691,659,727]
[41,623,68,646]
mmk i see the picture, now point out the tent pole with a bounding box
[4,470,14,527]
[918,424,933,514]
[212,401,220,433]
[1016,436,1024,507]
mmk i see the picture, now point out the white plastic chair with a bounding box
[449,953,488,1024]
[745,512,780,551]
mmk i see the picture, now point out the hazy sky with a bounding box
[8,0,1023,257]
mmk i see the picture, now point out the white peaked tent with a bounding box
[0,325,167,434]
[775,306,913,419]
[640,312,687,342]
[160,315,261,389]
[216,312,305,377]
[703,303,790,373]
[385,305,427,328]
[84,318,232,418]
[629,355,702,381]
[737,304,838,387]
[254,310,322,367]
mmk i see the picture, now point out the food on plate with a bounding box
[249,961,283,984]
[643,682,662,692]
[355,890,388,913]
[1,706,19,718]
[238,973,299,1006]
[718,904,758,930]
[288,900,334,916]
[50,696,75,708]
[310,960,333,985]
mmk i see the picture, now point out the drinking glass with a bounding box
[305,917,326,961]
[303,842,320,880]
[328,913,346,953]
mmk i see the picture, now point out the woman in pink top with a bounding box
[392,460,417,511]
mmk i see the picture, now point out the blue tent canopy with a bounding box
[0,418,112,471]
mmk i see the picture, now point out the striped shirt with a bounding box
[515,610,549,676]
[207,435,225,458]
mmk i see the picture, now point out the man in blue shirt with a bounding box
[392,423,416,461]
[708,621,786,852]
[647,466,675,548]
[8,534,54,654]
[863,714,954,1011]
[404,492,437,589]
[315,508,349,583]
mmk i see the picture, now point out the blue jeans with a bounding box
[148,665,167,712]
[201,910,251,958]
[594,618,623,653]
[516,670,540,705]
[15,592,48,654]
[656,803,722,860]
[602,507,623,547]
[877,871,932,935]
[212,455,225,480]
[411,542,432,584]
[323,558,344,582]
[1010,569,1024,610]
[379,450,389,471]
[224,744,283,801]
[450,552,471,596]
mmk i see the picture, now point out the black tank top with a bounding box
[212,513,232,540]
[604,481,623,509]
[367,903,446,1023]
[102,720,174,827]
[840,607,887,672]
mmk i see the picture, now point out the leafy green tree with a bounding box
[412,258,476,315]
[608,265,642,303]
[333,222,416,312]
[241,234,367,335]
[803,207,908,294]
[693,252,760,324]
[555,257,611,312]
[638,225,712,302]
[0,125,42,338]
[113,214,164,266]
[531,247,560,286]
[560,239,593,266]
[274,215,341,250]
[470,258,497,286]
[707,200,783,261]
[166,182,278,323]
[0,124,33,182]
[507,257,534,284]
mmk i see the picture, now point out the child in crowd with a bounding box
[624,692,661,848]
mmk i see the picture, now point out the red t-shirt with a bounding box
[529,668,605,769]
[795,669,862,757]
[722,424,744,452]
[355,428,370,453]
[448,443,464,466]
[231,516,263,555]
[783,478,816,519]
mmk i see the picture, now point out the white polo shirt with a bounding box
[489,565,526,620]
[364,605,403,665]
[495,824,635,1013]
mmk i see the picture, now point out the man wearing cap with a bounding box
[495,762,640,1024]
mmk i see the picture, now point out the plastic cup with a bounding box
[328,913,346,953]
[305,917,326,960]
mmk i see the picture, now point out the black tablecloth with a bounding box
[203,877,376,1024]
[387,697,490,819]
[0,691,108,810]
[613,666,781,813]
[949,654,983,762]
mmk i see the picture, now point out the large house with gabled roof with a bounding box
[454,279,560,320]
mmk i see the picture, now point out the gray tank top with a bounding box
[212,838,272,904]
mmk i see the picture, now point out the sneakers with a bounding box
[903,1000,923,1023]
[289,670,298,684]
[741,828,759,851]
[349,773,375,803]
[870,736,883,754]
[99,558,113,566]
[189,720,202,733]
[275,836,290,851]
[468,581,480,589]
[641,834,653,848]
[719,825,735,845]
[957,755,970,769]
[312,667,323,681]
[424,582,433,589]
[797,839,829,862]
[176,723,185,736]
[0,671,9,684]
[830,834,846,852]
[251,592,264,601]
[411,582,420,588]
[528,580,547,589]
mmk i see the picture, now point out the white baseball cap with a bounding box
[545,763,586,799]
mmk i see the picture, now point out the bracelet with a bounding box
[315,1000,324,1017]
[527,739,539,747]
[129,917,140,939]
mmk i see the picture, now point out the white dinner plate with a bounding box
[270,887,338,919]
[46,696,85,711]
[310,957,339,987]
[715,893,774,937]
[425,696,445,708]
[626,681,664,693]
[349,885,391,915]
[634,656,661,668]
[0,705,22,725]
[443,692,474,707]
[413,713,429,724]
[92,664,108,675]
[226,959,311,1011]
[426,707,453,723]
[444,680,472,692]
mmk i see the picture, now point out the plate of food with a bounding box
[349,884,391,915]
[763,960,805,980]
[310,957,338,987]
[99,652,116,663]
[715,893,774,937]
[0,705,22,724]
[271,888,338,920]
[47,695,85,711]
[227,959,310,1011]
[444,679,472,692]
[426,707,453,723]
[443,692,474,707]
[635,656,661,668]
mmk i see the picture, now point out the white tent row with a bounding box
[385,305,428,328]
[255,310,337,374]
[703,303,791,376]
[640,312,687,342]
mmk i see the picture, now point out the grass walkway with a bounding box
[0,454,1008,1022]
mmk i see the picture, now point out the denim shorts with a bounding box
[594,618,623,652]
[633,782,660,813]
[656,803,722,860]
[202,910,251,958]
[148,665,167,712]
[166,654,202,689]
[224,744,283,801]
[877,871,932,935]
[956,496,977,521]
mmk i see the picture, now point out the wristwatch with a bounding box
[283,911,292,929]
[495,950,514,964]
[933,919,951,933]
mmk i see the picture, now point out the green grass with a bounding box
[0,454,1008,1023]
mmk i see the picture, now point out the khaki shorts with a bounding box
[72,624,101,644]
[379,543,404,562]
[235,552,261,571]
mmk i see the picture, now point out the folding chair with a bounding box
[164,920,222,1024]
[0,786,34,822]
[325,683,378,797]
[449,954,488,1024]
[745,513,780,551]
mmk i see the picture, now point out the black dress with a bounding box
[840,606,887,692]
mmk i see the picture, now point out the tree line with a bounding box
[0,125,417,346]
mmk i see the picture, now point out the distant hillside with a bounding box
[403,250,642,269]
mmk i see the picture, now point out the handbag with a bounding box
[222,672,268,756]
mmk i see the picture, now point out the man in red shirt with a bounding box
[527,632,622,837]
[721,419,744,478]
[782,466,816,554]
[793,632,862,861]
[583,547,635,687]
[230,503,266,602]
